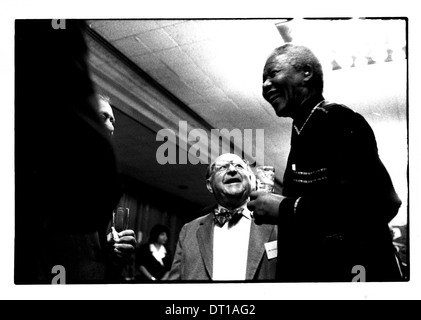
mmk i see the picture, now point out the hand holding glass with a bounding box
[112,207,130,240]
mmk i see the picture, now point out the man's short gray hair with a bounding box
[272,43,324,93]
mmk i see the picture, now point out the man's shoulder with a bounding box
[319,101,355,115]
[186,214,211,225]
[182,205,216,228]
[317,101,374,139]
[319,101,368,125]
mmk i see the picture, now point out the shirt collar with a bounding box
[150,243,166,255]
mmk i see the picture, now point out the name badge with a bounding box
[264,241,277,260]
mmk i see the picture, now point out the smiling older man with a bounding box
[168,153,277,281]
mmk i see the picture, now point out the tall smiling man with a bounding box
[169,153,277,281]
[248,43,403,282]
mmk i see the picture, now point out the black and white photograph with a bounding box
[3,0,420,303]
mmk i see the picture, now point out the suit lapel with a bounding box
[246,223,275,280]
[196,213,215,279]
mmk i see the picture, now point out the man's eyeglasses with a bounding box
[212,159,249,175]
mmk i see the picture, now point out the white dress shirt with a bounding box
[212,203,252,281]
[150,243,167,266]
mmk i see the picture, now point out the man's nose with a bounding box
[106,122,114,136]
[227,163,238,173]
[262,78,272,89]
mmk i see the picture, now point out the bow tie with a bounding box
[213,207,244,227]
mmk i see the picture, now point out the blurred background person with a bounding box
[135,224,172,282]
[92,93,136,283]
[15,19,134,284]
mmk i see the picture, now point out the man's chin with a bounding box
[271,100,290,117]
[223,186,252,200]
[219,194,249,209]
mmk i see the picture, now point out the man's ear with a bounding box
[303,64,313,81]
[206,179,213,193]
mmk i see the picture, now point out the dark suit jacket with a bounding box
[168,209,277,281]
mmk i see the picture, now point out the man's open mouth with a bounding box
[224,177,242,184]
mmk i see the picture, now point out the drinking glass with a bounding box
[255,166,275,193]
[112,207,130,233]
